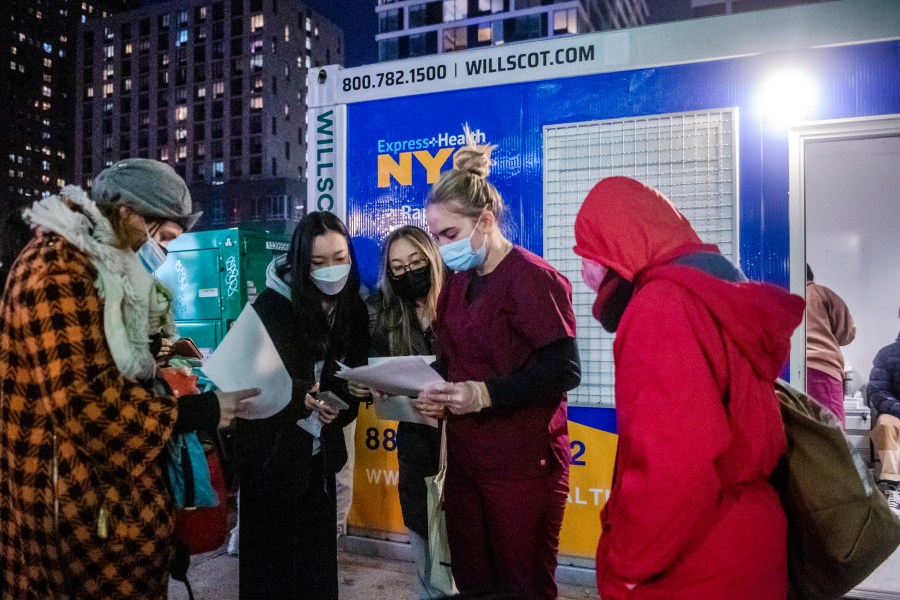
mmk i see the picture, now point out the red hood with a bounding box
[644,264,805,380]
[574,177,702,281]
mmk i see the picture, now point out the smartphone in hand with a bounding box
[311,390,349,411]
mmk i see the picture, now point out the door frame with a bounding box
[787,114,900,390]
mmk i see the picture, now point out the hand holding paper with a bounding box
[337,357,444,426]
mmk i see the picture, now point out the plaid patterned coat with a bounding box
[0,232,177,599]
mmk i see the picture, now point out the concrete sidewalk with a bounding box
[168,546,599,600]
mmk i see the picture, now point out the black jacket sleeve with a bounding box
[252,290,315,424]
[869,341,900,419]
[174,391,220,433]
[324,297,370,430]
[485,336,581,409]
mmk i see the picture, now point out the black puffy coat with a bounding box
[869,333,900,420]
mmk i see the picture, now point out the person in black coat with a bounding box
[235,211,370,600]
[869,305,900,515]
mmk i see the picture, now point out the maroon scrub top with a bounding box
[435,245,576,479]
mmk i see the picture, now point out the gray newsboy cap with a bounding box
[93,159,202,231]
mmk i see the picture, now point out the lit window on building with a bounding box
[305,17,311,32]
[178,10,188,25]
[251,55,264,71]
[250,96,263,111]
[443,26,467,52]
[103,83,113,97]
[196,85,206,99]
[213,81,224,97]
[253,75,263,91]
[212,160,224,180]
[105,45,114,59]
[478,23,491,44]
[44,42,53,53]
[125,42,133,55]
[305,38,311,50]
[175,106,188,121]
[104,64,114,79]
[42,85,52,97]
[553,8,577,35]
[250,39,264,54]
[284,25,289,42]
[251,15,264,32]
[443,0,467,22]
[177,145,187,161]
[159,147,169,161]
[304,55,310,68]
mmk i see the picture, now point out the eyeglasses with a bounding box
[389,257,429,278]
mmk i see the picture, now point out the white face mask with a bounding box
[138,228,168,273]
[310,263,351,296]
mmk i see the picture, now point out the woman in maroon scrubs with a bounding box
[417,129,581,600]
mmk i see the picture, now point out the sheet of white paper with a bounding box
[200,304,291,420]
[374,395,438,428]
[297,413,323,438]
[336,355,442,397]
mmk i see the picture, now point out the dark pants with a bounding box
[239,455,338,600]
[444,465,569,600]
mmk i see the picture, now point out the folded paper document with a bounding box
[335,355,443,397]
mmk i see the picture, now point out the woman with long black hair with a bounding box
[235,211,370,600]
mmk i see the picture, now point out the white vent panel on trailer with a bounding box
[544,109,739,406]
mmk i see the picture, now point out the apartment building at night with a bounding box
[375,0,649,61]
[1,0,136,209]
[75,0,343,232]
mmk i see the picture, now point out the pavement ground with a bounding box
[168,545,600,600]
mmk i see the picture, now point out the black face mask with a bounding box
[390,265,432,301]
[592,270,634,333]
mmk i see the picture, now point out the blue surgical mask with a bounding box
[310,263,351,296]
[138,233,168,273]
[439,220,486,272]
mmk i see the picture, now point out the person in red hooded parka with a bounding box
[573,177,805,600]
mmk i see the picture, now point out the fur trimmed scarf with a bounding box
[24,185,175,381]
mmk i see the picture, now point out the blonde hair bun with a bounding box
[452,124,497,179]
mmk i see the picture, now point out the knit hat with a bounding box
[93,159,202,231]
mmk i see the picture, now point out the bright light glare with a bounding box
[760,69,818,124]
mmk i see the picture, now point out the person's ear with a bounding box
[479,210,497,233]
